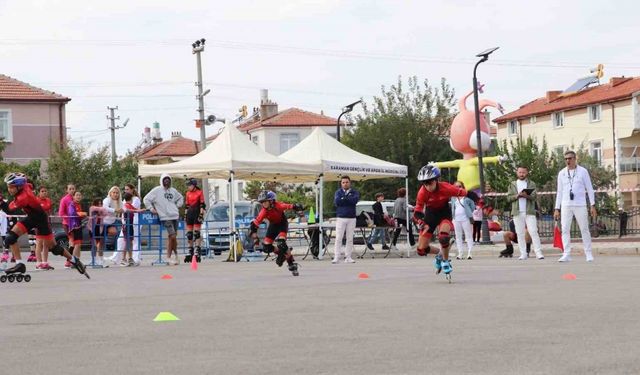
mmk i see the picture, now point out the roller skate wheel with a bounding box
[24,274,31,282]
[8,274,15,282]
[16,274,23,282]
[0,275,6,282]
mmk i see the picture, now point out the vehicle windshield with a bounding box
[206,203,253,222]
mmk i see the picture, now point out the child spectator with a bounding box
[66,191,86,268]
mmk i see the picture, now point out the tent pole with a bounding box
[230,172,237,262]
[405,177,410,258]
[318,175,324,260]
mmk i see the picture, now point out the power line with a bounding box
[3,38,640,69]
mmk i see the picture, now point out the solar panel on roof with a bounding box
[563,76,599,94]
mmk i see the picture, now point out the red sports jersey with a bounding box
[252,201,294,226]
[414,182,466,214]
[185,189,204,209]
[38,197,52,214]
[9,185,45,215]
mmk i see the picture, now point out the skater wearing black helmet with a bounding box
[1,172,89,282]
[183,178,206,263]
[250,190,304,276]
[413,164,467,282]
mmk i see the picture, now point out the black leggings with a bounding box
[391,218,415,246]
[473,221,482,242]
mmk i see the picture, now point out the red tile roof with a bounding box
[0,74,70,102]
[494,76,640,123]
[138,136,201,160]
[238,108,339,132]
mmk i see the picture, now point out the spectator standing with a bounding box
[66,191,86,267]
[88,198,110,267]
[508,166,544,260]
[618,208,628,237]
[143,174,184,265]
[58,184,76,234]
[367,193,389,251]
[554,151,597,262]
[391,187,415,250]
[333,176,360,264]
[121,192,144,266]
[472,205,482,243]
[35,187,54,270]
[103,186,124,265]
[450,181,475,260]
[115,184,142,265]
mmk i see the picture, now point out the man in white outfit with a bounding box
[554,151,597,262]
[333,176,360,264]
[508,166,544,260]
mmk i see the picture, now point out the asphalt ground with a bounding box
[1,249,639,375]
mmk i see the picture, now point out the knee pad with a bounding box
[4,232,18,248]
[416,247,430,256]
[438,232,451,247]
[186,231,193,241]
[194,230,201,240]
[263,243,274,254]
[276,238,288,253]
[50,244,64,256]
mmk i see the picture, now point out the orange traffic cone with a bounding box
[191,253,198,271]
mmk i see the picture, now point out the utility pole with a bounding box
[107,106,129,165]
[192,38,209,203]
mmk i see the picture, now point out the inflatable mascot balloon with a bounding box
[435,83,506,191]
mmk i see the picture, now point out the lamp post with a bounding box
[192,38,209,202]
[336,100,362,142]
[472,47,499,244]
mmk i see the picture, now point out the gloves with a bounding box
[250,221,259,234]
[292,203,304,211]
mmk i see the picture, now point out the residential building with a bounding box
[494,76,640,208]
[137,130,201,165]
[0,74,70,167]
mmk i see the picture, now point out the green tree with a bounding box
[0,141,43,196]
[484,136,616,214]
[244,180,315,217]
[334,75,458,207]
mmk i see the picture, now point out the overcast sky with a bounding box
[1,0,639,156]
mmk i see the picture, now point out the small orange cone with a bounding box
[358,272,369,279]
[562,273,577,280]
[191,254,198,271]
[161,274,173,280]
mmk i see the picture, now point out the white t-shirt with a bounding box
[554,165,595,208]
[517,179,528,213]
[0,210,7,237]
[453,198,468,221]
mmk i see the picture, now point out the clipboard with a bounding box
[521,188,535,195]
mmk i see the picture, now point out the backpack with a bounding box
[356,211,374,228]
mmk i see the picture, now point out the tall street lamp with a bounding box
[336,100,362,142]
[192,38,209,202]
[472,46,499,244]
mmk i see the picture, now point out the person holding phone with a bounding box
[554,151,596,262]
[507,165,543,260]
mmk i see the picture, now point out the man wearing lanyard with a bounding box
[553,151,597,262]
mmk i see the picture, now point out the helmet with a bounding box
[257,190,276,203]
[4,172,27,187]
[186,178,198,187]
[417,164,440,182]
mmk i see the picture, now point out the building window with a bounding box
[590,141,602,165]
[508,120,519,136]
[553,145,566,156]
[589,105,601,122]
[279,133,300,154]
[531,115,536,124]
[552,112,564,128]
[251,135,258,145]
[0,110,12,142]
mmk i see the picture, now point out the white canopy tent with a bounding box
[279,128,410,258]
[138,124,319,260]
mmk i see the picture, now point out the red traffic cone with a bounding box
[190,253,198,271]
[553,223,564,252]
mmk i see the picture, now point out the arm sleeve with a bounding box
[554,172,563,209]
[143,190,155,210]
[102,197,115,213]
[507,182,518,202]
[527,182,537,200]
[58,198,66,217]
[278,202,294,211]
[252,208,266,226]
[583,168,596,206]
[345,190,360,205]
[175,191,184,208]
